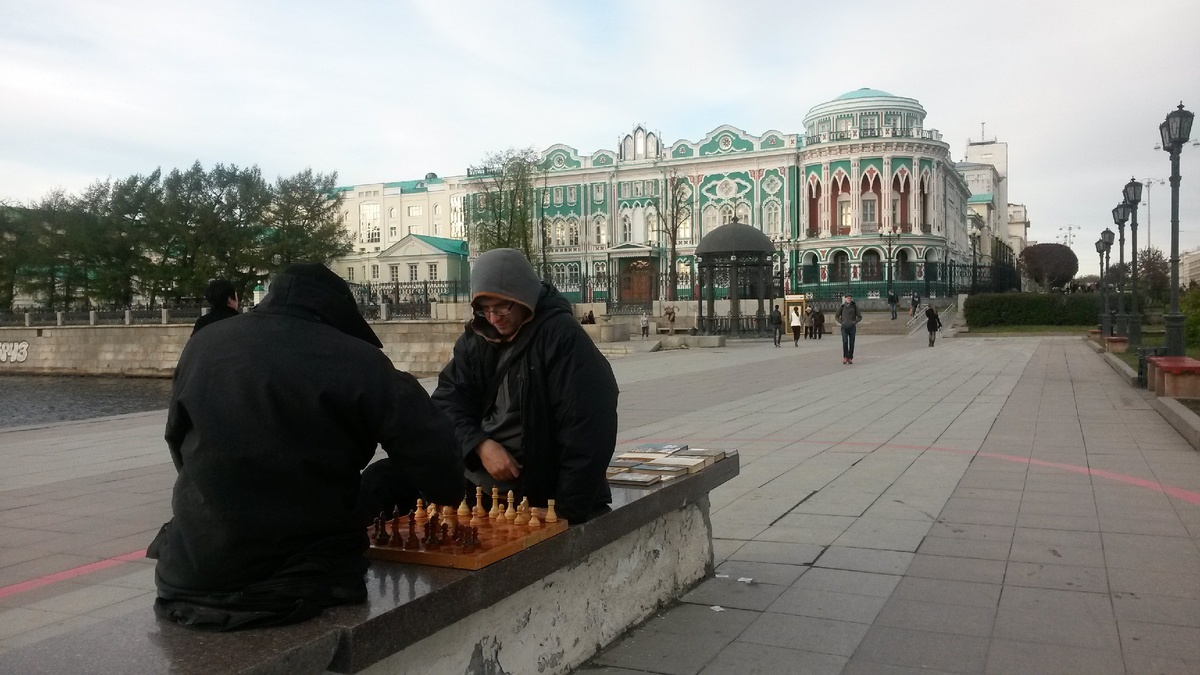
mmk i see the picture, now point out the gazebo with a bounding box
[693,217,778,337]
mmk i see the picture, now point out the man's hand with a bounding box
[477,439,522,482]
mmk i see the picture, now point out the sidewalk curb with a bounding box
[1101,352,1138,387]
[1149,397,1200,452]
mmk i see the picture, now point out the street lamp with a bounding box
[1112,202,1130,336]
[970,230,980,294]
[1123,178,1144,347]
[1161,102,1194,356]
[880,224,900,296]
[1101,228,1116,336]
[1096,238,1111,336]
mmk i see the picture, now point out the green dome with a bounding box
[836,88,894,100]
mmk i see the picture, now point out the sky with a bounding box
[2,0,1199,266]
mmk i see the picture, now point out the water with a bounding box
[0,375,173,429]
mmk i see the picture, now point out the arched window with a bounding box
[433,204,441,216]
[621,214,632,243]
[567,218,579,246]
[554,219,566,247]
[622,136,634,160]
[831,251,850,282]
[703,205,718,235]
[593,216,606,245]
[764,202,781,236]
[838,193,852,232]
[862,250,882,281]
[735,202,751,227]
[677,208,692,243]
[720,204,734,225]
[388,207,396,219]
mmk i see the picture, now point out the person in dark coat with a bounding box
[769,304,783,347]
[430,248,619,524]
[925,304,943,347]
[814,308,825,339]
[149,263,463,632]
[191,278,239,334]
[835,294,861,364]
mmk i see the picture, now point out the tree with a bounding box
[650,167,692,301]
[1138,246,1170,306]
[1018,243,1078,290]
[263,169,351,273]
[466,147,548,270]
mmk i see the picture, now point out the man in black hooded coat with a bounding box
[393,248,617,524]
[149,263,463,631]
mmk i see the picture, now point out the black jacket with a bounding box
[191,304,239,334]
[432,283,618,523]
[769,309,783,326]
[152,271,462,630]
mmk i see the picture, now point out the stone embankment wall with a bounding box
[0,320,468,378]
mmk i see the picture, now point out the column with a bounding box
[849,159,861,236]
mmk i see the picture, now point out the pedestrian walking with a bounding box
[887,290,898,320]
[835,294,861,364]
[790,306,803,346]
[925,304,943,347]
[910,292,920,317]
[803,306,815,339]
[769,304,783,347]
[814,309,825,339]
[640,312,649,339]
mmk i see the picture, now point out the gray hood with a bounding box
[470,248,542,313]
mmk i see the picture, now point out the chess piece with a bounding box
[505,491,517,522]
[529,509,541,528]
[515,497,530,526]
[469,503,482,527]
[458,497,471,521]
[545,499,558,523]
[489,487,502,520]
[414,499,426,520]
[427,502,437,519]
[443,505,456,529]
[474,486,486,517]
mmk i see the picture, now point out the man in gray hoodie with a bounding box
[431,249,619,523]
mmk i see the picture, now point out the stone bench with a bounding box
[1105,336,1129,353]
[1147,356,1200,398]
[0,457,738,675]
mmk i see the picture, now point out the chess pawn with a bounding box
[442,505,456,529]
[458,498,471,520]
[414,499,427,521]
[469,505,482,527]
[504,491,517,522]
[528,509,541,528]
[545,499,558,523]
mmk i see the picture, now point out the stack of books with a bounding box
[606,443,735,487]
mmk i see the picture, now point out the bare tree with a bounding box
[649,167,692,301]
[466,147,549,273]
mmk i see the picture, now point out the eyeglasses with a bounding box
[475,301,515,318]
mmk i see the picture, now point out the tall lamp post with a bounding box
[1096,238,1111,336]
[1112,203,1129,336]
[1124,178,1144,347]
[1161,103,1194,356]
[880,224,901,297]
[970,231,980,294]
[1102,227,1116,336]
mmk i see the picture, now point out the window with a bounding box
[633,182,643,197]
[360,203,380,243]
[432,222,439,235]
[891,192,901,224]
[620,183,631,198]
[720,204,734,225]
[862,198,877,225]
[703,205,717,234]
[390,265,399,282]
[408,264,418,282]
[477,194,487,209]
[677,208,692,243]
[568,219,579,246]
[433,204,441,216]
[621,215,632,242]
[554,219,566,246]
[594,216,606,245]
[347,267,355,281]
[764,202,781,236]
[407,205,423,217]
[861,115,878,131]
[542,189,550,206]
[566,186,577,204]
[428,263,438,281]
[409,225,417,234]
[388,207,396,218]
[553,187,563,205]
[839,198,851,230]
[837,118,851,132]
[594,184,604,201]
[371,264,379,280]
[735,202,751,227]
[389,226,397,238]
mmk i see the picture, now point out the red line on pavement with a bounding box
[0,549,146,600]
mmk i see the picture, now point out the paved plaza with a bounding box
[4,332,1200,673]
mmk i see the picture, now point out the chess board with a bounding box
[366,495,568,570]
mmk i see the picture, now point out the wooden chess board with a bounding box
[366,511,568,570]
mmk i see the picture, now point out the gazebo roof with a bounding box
[694,219,775,257]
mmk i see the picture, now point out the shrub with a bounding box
[1182,288,1200,346]
[964,293,1097,328]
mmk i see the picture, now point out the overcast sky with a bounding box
[3,0,1199,264]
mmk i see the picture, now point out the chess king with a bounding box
[368,248,619,523]
[149,263,463,631]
